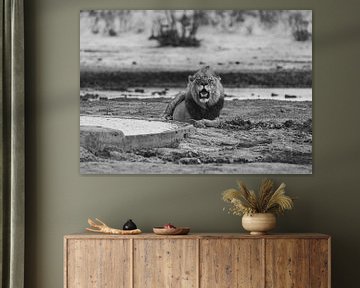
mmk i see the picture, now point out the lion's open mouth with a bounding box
[199,90,210,102]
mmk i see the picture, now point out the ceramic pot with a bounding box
[242,213,276,235]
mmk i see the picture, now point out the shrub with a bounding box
[149,11,201,47]
[289,12,311,41]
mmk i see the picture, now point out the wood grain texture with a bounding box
[64,234,330,288]
[133,239,197,288]
[310,239,330,288]
[265,239,310,288]
[200,239,264,288]
[66,239,131,288]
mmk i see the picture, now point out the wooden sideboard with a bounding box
[64,233,330,288]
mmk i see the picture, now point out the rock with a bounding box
[234,158,248,163]
[213,157,232,164]
[80,147,97,162]
[134,149,158,158]
[301,119,312,133]
[284,120,294,128]
[134,88,145,93]
[224,118,252,130]
[178,158,201,165]
[109,151,128,161]
[80,93,99,101]
[152,90,167,96]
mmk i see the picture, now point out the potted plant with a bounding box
[222,179,294,235]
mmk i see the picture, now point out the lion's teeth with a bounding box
[200,92,209,98]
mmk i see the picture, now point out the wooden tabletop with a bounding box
[64,232,330,240]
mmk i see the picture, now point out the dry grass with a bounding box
[222,178,294,216]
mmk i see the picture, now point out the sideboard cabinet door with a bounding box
[66,239,131,288]
[265,239,329,288]
[310,239,330,288]
[134,239,198,288]
[200,239,264,288]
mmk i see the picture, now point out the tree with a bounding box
[149,10,201,47]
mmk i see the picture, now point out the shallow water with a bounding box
[81,87,312,102]
[224,88,311,102]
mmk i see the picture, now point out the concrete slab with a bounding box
[80,116,194,152]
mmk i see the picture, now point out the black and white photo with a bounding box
[80,10,312,174]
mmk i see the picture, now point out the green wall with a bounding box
[25,0,360,287]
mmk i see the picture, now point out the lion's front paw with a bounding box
[191,118,220,128]
[190,119,206,128]
[205,118,221,128]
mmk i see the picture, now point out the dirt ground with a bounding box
[80,97,312,174]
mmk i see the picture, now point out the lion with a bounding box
[164,66,224,126]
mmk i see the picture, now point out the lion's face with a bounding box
[188,66,224,108]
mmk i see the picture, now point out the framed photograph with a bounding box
[80,10,312,174]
